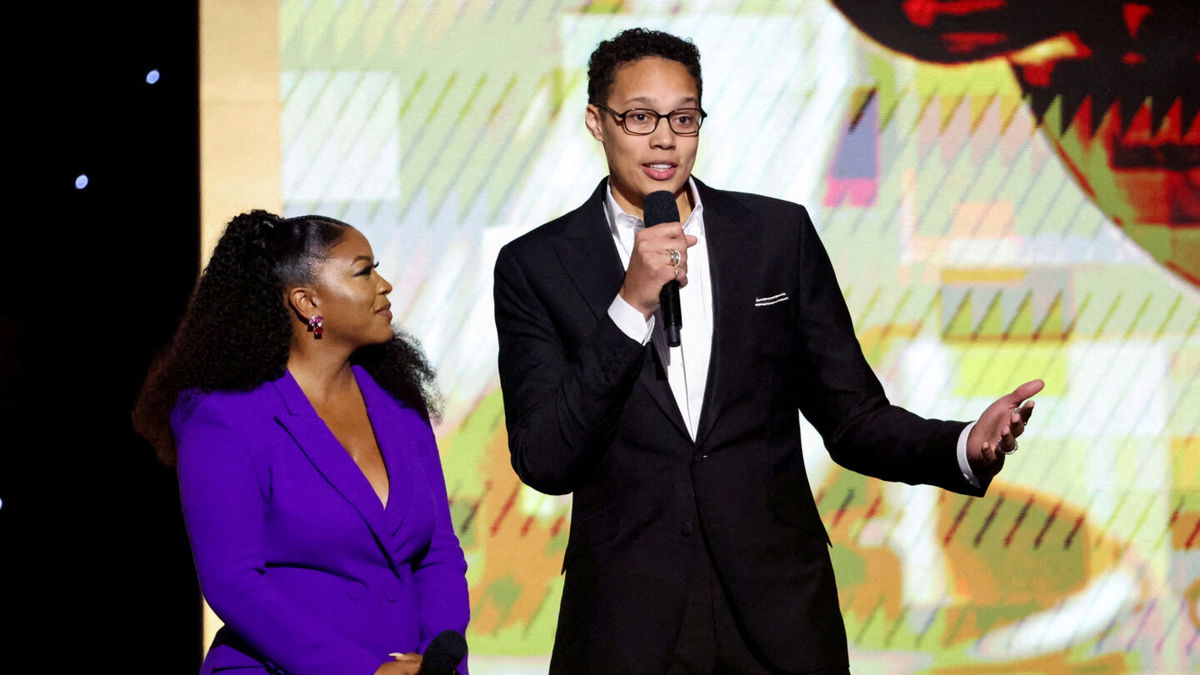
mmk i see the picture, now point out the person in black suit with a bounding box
[493,28,1041,674]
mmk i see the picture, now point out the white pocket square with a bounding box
[754,292,789,307]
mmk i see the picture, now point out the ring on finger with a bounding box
[673,267,680,279]
[667,249,681,268]
[1002,440,1018,455]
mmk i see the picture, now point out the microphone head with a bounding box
[643,190,680,227]
[423,630,467,673]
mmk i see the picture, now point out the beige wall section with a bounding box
[197,0,281,654]
[200,0,282,266]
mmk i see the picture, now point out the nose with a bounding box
[649,116,676,150]
[377,272,393,296]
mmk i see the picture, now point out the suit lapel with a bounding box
[554,180,626,322]
[270,370,401,566]
[694,180,759,446]
[556,179,690,437]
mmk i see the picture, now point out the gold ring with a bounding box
[667,249,681,267]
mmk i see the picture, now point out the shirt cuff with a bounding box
[957,421,980,489]
[608,294,654,345]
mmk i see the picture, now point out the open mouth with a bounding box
[643,162,677,180]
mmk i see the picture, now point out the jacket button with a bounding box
[695,452,709,463]
[682,522,694,536]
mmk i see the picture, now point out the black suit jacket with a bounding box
[493,178,987,673]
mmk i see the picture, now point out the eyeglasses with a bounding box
[593,103,707,136]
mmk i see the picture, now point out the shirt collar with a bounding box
[603,177,704,236]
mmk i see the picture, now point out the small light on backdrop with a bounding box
[75,174,89,190]
[146,69,160,84]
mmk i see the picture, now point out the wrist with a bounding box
[618,286,655,319]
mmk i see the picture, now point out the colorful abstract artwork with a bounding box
[203,1,1198,671]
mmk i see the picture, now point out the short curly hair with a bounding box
[133,210,440,465]
[587,28,702,106]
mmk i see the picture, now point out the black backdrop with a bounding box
[6,2,203,669]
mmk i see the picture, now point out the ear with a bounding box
[585,104,606,143]
[287,286,320,322]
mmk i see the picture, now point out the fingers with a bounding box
[1000,426,1017,453]
[979,439,1003,466]
[621,223,693,315]
[1009,379,1044,404]
[994,380,1041,449]
[660,247,689,288]
[1006,400,1034,437]
[1018,399,1035,423]
[636,224,691,283]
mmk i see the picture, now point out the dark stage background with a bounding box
[6,3,203,669]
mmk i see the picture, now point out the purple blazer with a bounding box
[172,366,469,675]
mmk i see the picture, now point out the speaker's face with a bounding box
[586,56,701,220]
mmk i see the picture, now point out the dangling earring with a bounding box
[307,315,324,339]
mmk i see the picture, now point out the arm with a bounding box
[408,420,470,662]
[789,206,983,495]
[493,244,647,495]
[173,395,386,675]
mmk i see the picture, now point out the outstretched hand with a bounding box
[966,379,1044,483]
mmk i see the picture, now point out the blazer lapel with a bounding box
[556,179,690,438]
[554,179,626,322]
[354,365,415,537]
[693,179,759,447]
[270,370,400,566]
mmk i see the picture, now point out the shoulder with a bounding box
[498,180,607,262]
[696,180,810,224]
[169,379,279,436]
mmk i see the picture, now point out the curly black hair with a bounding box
[133,209,441,465]
[587,28,703,106]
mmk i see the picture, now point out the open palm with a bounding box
[966,379,1044,482]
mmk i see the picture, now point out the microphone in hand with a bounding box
[417,630,467,675]
[643,190,683,347]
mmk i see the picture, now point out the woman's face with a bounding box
[307,227,394,348]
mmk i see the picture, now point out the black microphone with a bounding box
[643,190,683,347]
[418,630,467,675]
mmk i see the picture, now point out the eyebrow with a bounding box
[622,95,699,107]
[351,255,374,264]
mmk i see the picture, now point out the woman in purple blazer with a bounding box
[135,211,469,675]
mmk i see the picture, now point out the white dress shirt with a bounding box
[601,179,979,485]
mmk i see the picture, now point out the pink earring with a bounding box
[307,315,324,339]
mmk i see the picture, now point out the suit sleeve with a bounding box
[173,396,385,675]
[790,206,986,496]
[408,419,470,665]
[493,243,647,495]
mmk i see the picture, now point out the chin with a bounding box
[640,177,688,201]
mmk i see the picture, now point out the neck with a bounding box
[287,337,357,405]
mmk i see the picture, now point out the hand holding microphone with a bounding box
[380,630,467,675]
[417,630,467,675]
[619,191,696,347]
